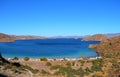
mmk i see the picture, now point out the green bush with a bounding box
[24,57,29,61]
[40,57,47,61]
[77,67,85,77]
[104,53,112,58]
[66,62,71,67]
[93,74,103,77]
[53,64,93,77]
[21,65,39,74]
[54,66,76,77]
[41,69,50,75]
[72,61,75,66]
[50,65,62,70]
[79,60,85,66]
[85,67,91,75]
[46,62,52,66]
[91,58,103,72]
[13,57,19,60]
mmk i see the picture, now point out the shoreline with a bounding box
[6,56,102,61]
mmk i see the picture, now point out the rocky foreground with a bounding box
[0,53,38,77]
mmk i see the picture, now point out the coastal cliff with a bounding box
[88,36,120,77]
[83,34,108,41]
[89,36,120,55]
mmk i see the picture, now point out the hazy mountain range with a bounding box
[0,33,120,42]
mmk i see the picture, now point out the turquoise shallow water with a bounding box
[0,38,100,58]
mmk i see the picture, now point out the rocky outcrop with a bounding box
[0,53,34,77]
[0,33,15,42]
[83,34,108,41]
[0,53,10,64]
[89,36,120,56]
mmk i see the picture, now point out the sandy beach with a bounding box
[6,56,102,61]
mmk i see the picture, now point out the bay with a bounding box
[0,38,100,58]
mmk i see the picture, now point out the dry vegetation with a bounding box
[89,36,120,77]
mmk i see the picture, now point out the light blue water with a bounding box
[0,38,100,58]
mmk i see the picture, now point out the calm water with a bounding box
[0,38,100,58]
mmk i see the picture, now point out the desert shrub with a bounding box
[66,62,71,67]
[72,61,75,66]
[91,58,103,72]
[41,69,50,75]
[21,65,38,74]
[54,66,76,77]
[104,53,113,58]
[23,57,29,61]
[77,67,85,77]
[13,57,19,60]
[46,62,52,66]
[50,65,62,70]
[79,60,85,66]
[53,64,94,77]
[54,70,65,76]
[40,57,47,61]
[92,74,103,77]
[85,67,91,75]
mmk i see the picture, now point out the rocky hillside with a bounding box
[89,36,120,56]
[0,33,46,42]
[83,34,108,41]
[0,33,15,42]
[0,53,39,77]
[106,33,120,37]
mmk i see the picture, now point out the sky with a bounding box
[0,0,120,36]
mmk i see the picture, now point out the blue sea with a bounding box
[0,38,100,58]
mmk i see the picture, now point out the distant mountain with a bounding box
[49,36,83,39]
[105,33,120,37]
[0,33,46,42]
[83,33,120,41]
[0,33,120,42]
[0,33,15,42]
[12,35,46,40]
[83,34,108,41]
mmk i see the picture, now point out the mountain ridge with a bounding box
[0,33,120,42]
